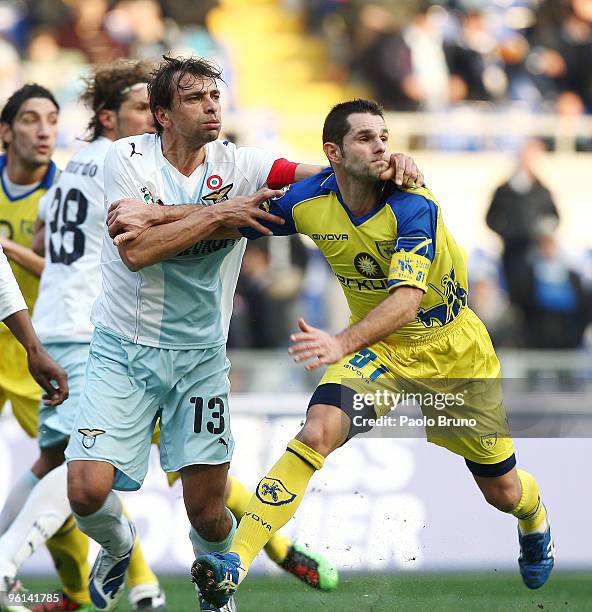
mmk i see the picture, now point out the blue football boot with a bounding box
[191,552,244,609]
[518,520,555,589]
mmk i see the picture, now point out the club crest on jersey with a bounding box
[203,183,233,204]
[255,478,296,506]
[480,433,498,449]
[78,428,105,449]
[375,240,397,259]
[354,252,386,279]
[20,220,35,238]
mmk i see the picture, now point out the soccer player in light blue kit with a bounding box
[64,56,311,612]
[66,56,423,612]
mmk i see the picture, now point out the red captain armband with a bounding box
[266,158,298,189]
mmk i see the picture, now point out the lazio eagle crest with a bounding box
[78,428,106,449]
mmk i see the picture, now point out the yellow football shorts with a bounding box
[316,308,515,466]
[0,334,41,437]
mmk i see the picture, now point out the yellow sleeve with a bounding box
[388,251,431,293]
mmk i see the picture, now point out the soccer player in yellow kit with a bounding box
[192,99,555,607]
[0,85,57,438]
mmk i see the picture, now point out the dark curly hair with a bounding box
[80,60,153,141]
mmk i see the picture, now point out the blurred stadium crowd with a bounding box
[1,0,591,350]
[309,0,592,123]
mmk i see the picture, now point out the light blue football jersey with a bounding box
[91,134,275,348]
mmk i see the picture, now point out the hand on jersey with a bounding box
[0,236,15,255]
[289,318,346,371]
[108,198,160,246]
[27,346,69,407]
[217,187,285,236]
[379,153,425,187]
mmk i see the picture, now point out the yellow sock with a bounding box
[231,439,324,572]
[512,469,547,534]
[123,507,159,588]
[227,475,291,564]
[46,516,91,605]
[127,538,159,588]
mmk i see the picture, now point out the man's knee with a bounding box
[297,406,347,457]
[67,461,114,516]
[31,443,67,479]
[182,463,229,536]
[479,478,521,512]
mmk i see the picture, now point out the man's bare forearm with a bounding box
[4,309,41,352]
[148,204,199,225]
[1,239,44,277]
[337,287,423,355]
[118,206,236,271]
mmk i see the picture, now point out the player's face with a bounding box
[115,85,155,138]
[168,74,221,146]
[3,98,58,168]
[340,113,389,181]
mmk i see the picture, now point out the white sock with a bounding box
[189,509,236,557]
[0,464,70,578]
[74,491,134,557]
[0,470,39,535]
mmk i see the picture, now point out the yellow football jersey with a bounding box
[0,155,58,318]
[0,154,58,400]
[243,168,468,342]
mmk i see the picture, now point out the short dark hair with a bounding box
[148,55,223,134]
[1,83,59,127]
[322,99,384,149]
[80,60,153,141]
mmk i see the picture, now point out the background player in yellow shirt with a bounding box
[190,99,555,607]
[0,84,58,437]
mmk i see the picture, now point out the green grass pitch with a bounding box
[22,572,589,611]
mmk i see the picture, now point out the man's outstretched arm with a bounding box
[107,153,425,244]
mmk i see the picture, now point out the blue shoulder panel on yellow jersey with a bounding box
[0,155,58,202]
[387,192,438,262]
[240,167,334,239]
